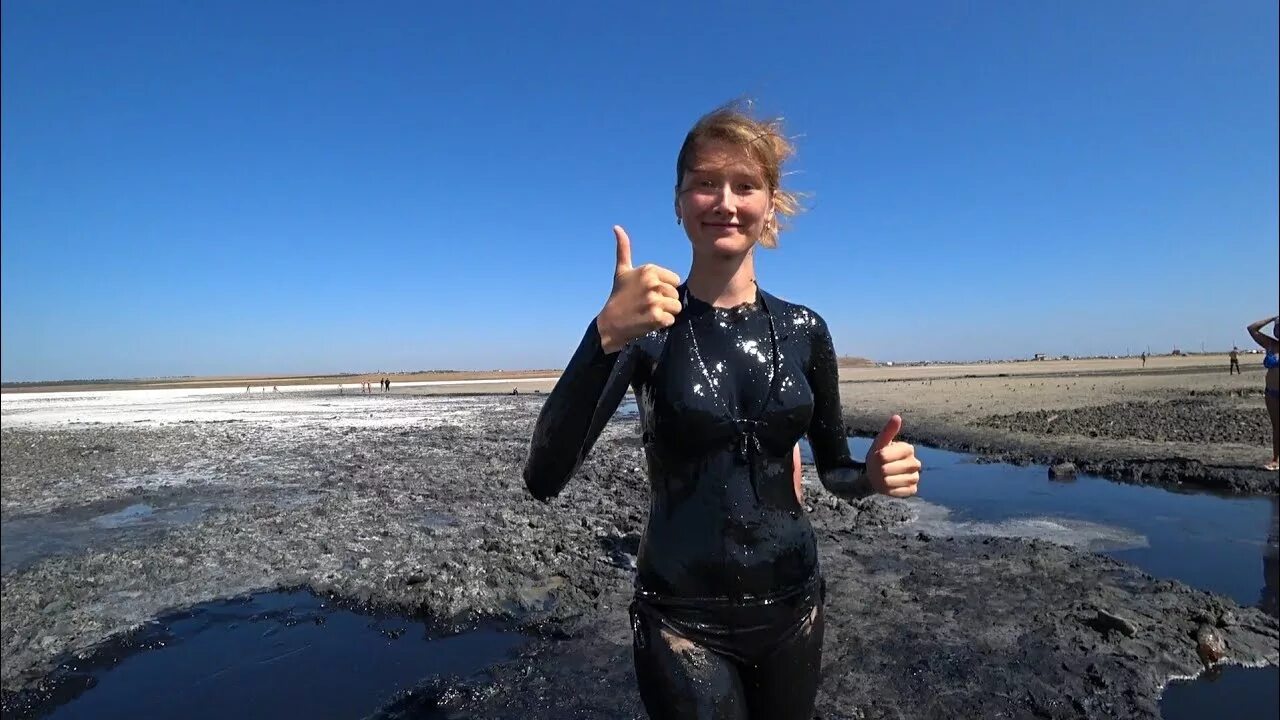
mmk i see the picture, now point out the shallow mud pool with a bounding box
[2,590,528,720]
[2,388,1277,718]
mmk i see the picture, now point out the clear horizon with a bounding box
[3,1,1277,384]
[0,347,1262,387]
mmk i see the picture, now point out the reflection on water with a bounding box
[1160,664,1279,720]
[1263,498,1278,618]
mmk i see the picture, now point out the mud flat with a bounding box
[1,390,1276,718]
[836,358,1278,495]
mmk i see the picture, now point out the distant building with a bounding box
[1032,353,1046,361]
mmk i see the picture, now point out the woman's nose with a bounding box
[712,183,737,213]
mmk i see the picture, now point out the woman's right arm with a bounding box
[523,226,682,501]
[523,320,638,501]
[1247,315,1280,351]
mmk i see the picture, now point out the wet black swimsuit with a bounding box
[524,286,871,719]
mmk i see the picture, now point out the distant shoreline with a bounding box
[0,353,1246,394]
[0,369,559,394]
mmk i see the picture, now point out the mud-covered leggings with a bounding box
[629,575,824,719]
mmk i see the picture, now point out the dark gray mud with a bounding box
[394,498,1280,719]
[977,397,1270,446]
[845,393,1279,496]
[2,396,1278,719]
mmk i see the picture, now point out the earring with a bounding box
[676,217,682,225]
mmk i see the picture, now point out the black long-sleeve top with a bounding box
[524,286,870,598]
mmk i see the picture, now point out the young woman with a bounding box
[524,104,921,719]
[1247,314,1280,471]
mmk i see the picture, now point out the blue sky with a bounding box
[2,1,1276,382]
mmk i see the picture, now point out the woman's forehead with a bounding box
[685,140,764,176]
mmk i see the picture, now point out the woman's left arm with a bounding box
[804,313,872,500]
[805,312,922,500]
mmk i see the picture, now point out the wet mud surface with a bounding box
[976,397,1271,446]
[2,394,1278,718]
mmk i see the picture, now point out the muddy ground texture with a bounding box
[839,366,1278,495]
[1,396,1277,719]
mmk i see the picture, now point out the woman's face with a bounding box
[676,140,774,259]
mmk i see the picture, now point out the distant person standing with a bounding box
[1141,352,1147,367]
[1246,315,1279,472]
[1230,347,1241,375]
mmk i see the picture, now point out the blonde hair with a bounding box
[675,101,802,249]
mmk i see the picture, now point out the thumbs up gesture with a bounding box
[866,415,921,498]
[595,226,683,354]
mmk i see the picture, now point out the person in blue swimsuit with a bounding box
[524,103,922,719]
[1247,314,1279,471]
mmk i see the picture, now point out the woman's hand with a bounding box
[865,415,921,498]
[596,226,683,354]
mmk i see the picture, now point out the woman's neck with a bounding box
[686,251,758,308]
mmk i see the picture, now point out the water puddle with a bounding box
[616,397,639,419]
[0,589,528,720]
[91,502,204,529]
[420,512,458,531]
[1160,665,1279,719]
[801,439,1278,614]
[1,497,211,574]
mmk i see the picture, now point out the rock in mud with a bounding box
[1195,624,1227,666]
[1050,462,1078,480]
